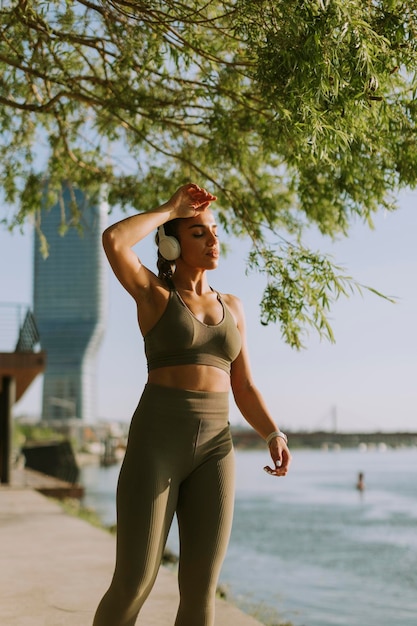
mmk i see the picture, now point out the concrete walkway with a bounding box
[0,486,264,626]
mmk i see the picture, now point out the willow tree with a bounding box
[1,0,416,346]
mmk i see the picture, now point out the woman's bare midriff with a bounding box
[147,364,231,392]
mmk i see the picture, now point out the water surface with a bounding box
[81,447,417,625]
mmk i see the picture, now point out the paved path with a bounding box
[0,486,264,626]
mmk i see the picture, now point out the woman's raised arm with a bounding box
[102,183,216,299]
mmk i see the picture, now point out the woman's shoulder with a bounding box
[218,292,245,322]
[219,291,241,305]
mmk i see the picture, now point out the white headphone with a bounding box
[157,224,181,261]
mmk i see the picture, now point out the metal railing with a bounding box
[0,302,41,352]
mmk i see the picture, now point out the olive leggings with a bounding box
[93,383,235,626]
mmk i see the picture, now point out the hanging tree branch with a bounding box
[1,0,416,346]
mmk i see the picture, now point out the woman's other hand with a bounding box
[263,437,292,477]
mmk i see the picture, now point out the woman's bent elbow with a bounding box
[102,227,120,253]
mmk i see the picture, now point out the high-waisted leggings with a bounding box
[93,383,235,626]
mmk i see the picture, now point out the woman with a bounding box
[93,183,291,626]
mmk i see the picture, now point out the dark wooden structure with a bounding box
[0,350,46,484]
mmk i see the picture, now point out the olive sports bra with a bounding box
[144,287,242,374]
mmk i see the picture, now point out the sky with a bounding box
[1,189,416,433]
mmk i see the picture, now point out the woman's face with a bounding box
[176,210,219,270]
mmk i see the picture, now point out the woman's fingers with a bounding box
[194,201,212,212]
[188,185,217,204]
[172,183,217,217]
[263,464,289,477]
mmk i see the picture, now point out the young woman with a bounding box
[93,183,291,626]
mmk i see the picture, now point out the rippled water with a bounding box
[80,447,417,626]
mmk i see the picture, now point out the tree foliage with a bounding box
[1,0,416,346]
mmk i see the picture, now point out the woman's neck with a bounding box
[171,271,211,295]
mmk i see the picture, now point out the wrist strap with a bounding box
[266,430,288,446]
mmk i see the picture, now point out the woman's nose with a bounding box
[207,231,217,245]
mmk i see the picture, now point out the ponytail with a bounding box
[157,251,175,280]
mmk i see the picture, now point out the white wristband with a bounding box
[266,430,288,446]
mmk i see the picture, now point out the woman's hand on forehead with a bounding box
[171,183,217,218]
[188,184,217,206]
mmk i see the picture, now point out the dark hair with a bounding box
[156,218,181,280]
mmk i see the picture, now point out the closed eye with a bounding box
[193,231,218,238]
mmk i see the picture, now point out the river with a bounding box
[80,446,417,626]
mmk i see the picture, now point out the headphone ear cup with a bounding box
[158,225,181,261]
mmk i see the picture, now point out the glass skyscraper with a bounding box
[33,187,107,422]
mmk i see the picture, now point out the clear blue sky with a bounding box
[1,189,416,432]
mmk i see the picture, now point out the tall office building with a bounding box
[33,187,107,422]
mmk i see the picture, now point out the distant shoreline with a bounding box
[231,428,417,450]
